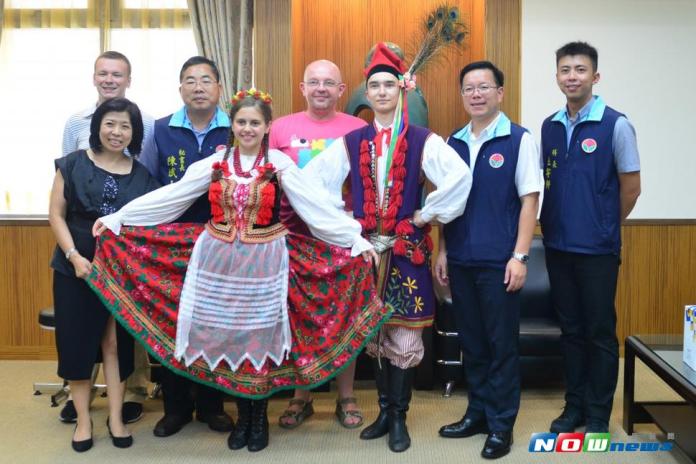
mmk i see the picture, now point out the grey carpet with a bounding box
[1,359,690,464]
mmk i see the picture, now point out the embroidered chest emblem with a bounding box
[489,153,505,168]
[581,138,597,154]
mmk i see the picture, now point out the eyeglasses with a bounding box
[182,77,218,89]
[461,84,499,96]
[304,79,340,88]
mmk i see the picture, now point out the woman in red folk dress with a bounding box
[91,89,389,452]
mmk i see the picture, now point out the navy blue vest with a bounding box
[539,106,623,255]
[153,115,229,223]
[445,123,525,269]
[344,125,431,228]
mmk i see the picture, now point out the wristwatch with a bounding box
[65,247,78,260]
[511,252,529,264]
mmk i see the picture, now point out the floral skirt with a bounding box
[87,224,390,398]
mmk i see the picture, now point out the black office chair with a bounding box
[432,236,564,396]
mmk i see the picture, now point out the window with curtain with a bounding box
[0,0,196,215]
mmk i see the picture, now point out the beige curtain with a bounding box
[0,0,4,48]
[187,0,253,104]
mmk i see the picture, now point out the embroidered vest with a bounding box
[344,124,431,234]
[540,106,623,255]
[205,175,287,243]
[153,116,229,223]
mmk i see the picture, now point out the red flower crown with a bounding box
[228,88,273,107]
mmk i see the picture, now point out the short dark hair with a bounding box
[459,61,504,87]
[95,51,131,76]
[179,56,220,82]
[89,98,144,156]
[556,41,598,71]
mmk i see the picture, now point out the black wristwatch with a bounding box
[511,252,529,264]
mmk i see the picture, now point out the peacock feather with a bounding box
[408,4,468,75]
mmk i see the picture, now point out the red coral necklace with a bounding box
[232,146,264,178]
[358,133,407,234]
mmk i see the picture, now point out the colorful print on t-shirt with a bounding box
[294,136,337,168]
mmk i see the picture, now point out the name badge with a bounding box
[581,138,597,154]
[489,153,504,168]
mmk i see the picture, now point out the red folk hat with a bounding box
[364,42,406,80]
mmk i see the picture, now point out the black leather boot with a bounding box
[387,364,415,453]
[360,358,390,440]
[247,399,269,452]
[227,398,251,450]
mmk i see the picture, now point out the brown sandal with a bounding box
[278,398,314,429]
[335,397,364,429]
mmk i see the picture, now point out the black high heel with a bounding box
[72,420,93,452]
[107,417,133,448]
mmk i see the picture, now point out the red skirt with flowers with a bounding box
[87,224,390,398]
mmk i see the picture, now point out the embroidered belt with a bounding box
[368,233,396,255]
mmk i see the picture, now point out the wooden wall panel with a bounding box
[288,0,487,138]
[617,224,696,338]
[2,222,694,360]
[485,0,520,122]
[253,0,293,118]
[0,223,55,360]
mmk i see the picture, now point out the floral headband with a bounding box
[229,88,273,107]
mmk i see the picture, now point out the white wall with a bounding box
[521,0,696,219]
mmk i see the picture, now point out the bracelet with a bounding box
[65,247,78,260]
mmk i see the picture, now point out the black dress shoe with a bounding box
[439,415,489,438]
[549,406,585,433]
[122,402,144,424]
[197,411,235,432]
[585,419,609,433]
[481,431,513,459]
[153,413,192,437]
[71,420,93,453]
[107,417,133,448]
[60,400,77,424]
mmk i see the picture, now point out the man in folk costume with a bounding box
[303,42,472,452]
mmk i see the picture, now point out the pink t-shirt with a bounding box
[269,111,367,167]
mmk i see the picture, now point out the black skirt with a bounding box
[53,270,134,381]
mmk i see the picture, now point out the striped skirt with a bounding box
[175,230,291,371]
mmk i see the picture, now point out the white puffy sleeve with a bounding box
[420,134,472,224]
[300,137,351,209]
[269,149,371,256]
[99,151,223,235]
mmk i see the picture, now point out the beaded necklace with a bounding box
[232,146,264,178]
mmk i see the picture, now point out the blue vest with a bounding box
[445,121,525,269]
[539,105,623,255]
[152,115,229,223]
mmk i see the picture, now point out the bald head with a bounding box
[303,59,343,82]
[300,59,346,120]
